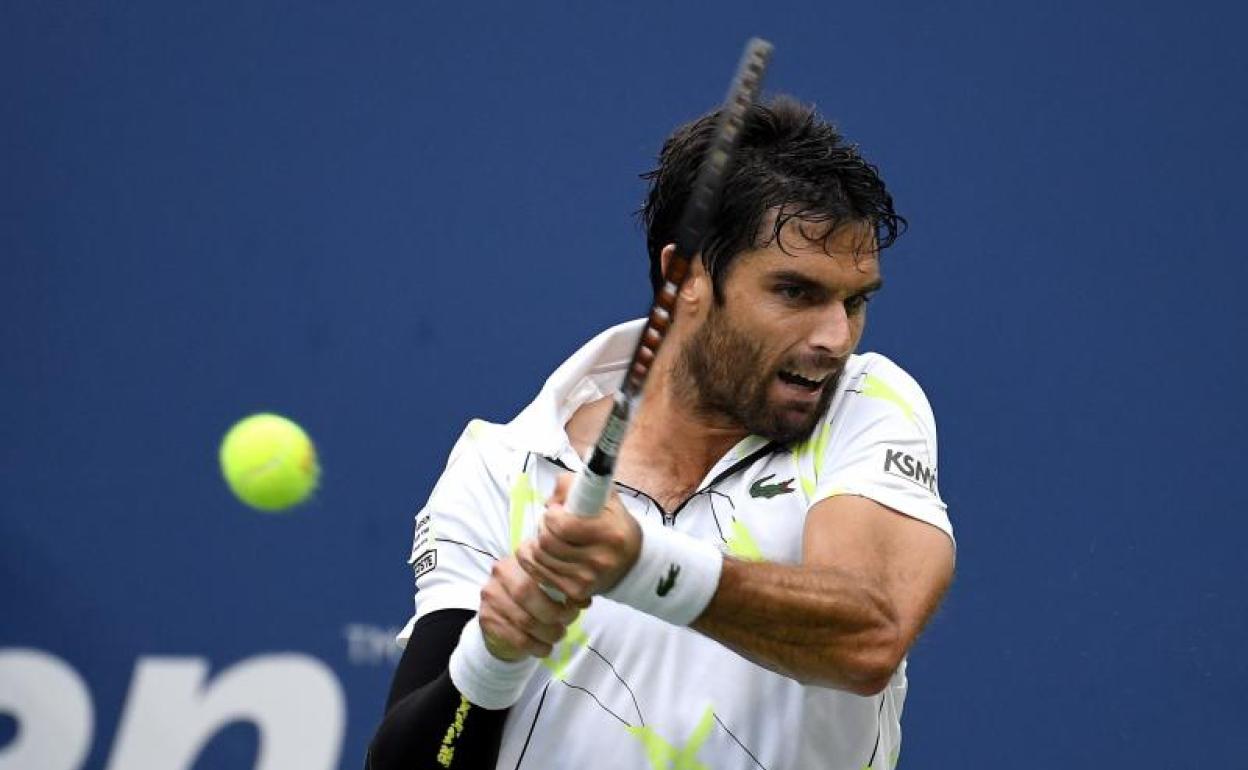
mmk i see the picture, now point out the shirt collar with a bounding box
[502,319,645,463]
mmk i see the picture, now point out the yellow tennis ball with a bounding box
[219,413,320,512]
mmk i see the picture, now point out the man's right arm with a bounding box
[366,424,576,767]
[368,561,579,768]
[365,424,512,769]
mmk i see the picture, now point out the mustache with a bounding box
[778,355,842,374]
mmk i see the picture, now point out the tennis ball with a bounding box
[219,413,320,512]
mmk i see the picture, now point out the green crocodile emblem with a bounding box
[656,564,680,596]
[749,473,795,499]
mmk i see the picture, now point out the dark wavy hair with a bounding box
[641,96,905,299]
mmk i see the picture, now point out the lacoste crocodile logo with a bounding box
[656,564,680,597]
[749,474,795,499]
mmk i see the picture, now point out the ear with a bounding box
[660,244,711,314]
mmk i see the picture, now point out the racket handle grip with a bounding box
[566,467,612,518]
[542,468,612,602]
[541,583,568,603]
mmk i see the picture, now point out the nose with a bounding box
[809,303,854,358]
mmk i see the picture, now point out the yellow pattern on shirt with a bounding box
[626,706,716,770]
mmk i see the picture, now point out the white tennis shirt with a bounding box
[398,319,954,770]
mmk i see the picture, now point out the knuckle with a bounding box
[531,598,558,624]
[486,578,509,603]
[512,576,535,602]
[565,581,591,603]
[479,614,503,636]
[550,597,572,620]
[515,548,534,572]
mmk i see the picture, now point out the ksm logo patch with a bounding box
[883,449,937,492]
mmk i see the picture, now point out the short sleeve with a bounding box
[396,421,513,647]
[812,357,954,545]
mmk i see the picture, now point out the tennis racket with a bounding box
[565,38,773,518]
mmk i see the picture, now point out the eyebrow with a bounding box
[766,270,884,296]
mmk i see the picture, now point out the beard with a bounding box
[673,304,840,445]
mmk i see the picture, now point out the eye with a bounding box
[775,284,809,302]
[845,292,875,314]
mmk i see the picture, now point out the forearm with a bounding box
[366,610,507,769]
[368,669,505,769]
[692,558,901,694]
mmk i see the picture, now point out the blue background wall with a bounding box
[3,0,1246,767]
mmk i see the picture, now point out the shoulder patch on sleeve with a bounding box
[881,447,939,493]
[410,549,438,579]
[410,508,434,557]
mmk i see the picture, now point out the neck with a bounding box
[624,353,748,474]
[565,343,748,505]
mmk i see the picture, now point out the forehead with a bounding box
[730,218,881,286]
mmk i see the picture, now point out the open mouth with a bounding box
[777,369,826,392]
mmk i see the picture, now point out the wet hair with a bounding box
[640,96,905,299]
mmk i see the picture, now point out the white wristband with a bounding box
[448,616,540,710]
[604,519,723,625]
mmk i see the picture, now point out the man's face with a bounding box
[674,221,882,444]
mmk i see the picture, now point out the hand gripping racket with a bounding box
[565,38,773,518]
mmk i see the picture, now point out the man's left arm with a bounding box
[522,483,952,695]
[692,493,953,695]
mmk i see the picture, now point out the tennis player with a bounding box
[367,96,955,770]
